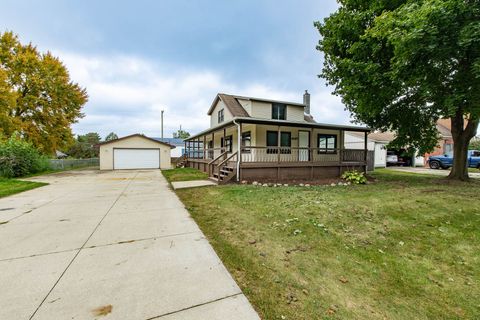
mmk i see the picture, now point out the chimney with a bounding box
[303,90,311,114]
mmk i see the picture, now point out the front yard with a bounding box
[0,178,46,198]
[175,169,480,319]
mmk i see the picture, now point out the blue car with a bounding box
[428,150,480,169]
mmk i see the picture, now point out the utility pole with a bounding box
[161,110,164,139]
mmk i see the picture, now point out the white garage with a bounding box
[99,134,174,170]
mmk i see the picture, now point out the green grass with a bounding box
[0,178,47,198]
[162,167,208,182]
[176,170,480,319]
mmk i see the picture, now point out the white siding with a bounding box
[249,101,305,121]
[210,100,233,127]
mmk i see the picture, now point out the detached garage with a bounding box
[99,134,174,170]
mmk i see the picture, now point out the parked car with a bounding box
[386,151,398,166]
[428,150,480,169]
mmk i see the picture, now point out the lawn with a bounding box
[0,178,47,198]
[176,169,480,319]
[162,167,208,182]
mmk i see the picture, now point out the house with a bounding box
[345,132,393,168]
[424,119,454,164]
[98,134,174,170]
[184,91,370,183]
[153,138,185,158]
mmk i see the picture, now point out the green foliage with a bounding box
[66,132,101,159]
[0,31,88,154]
[316,0,480,178]
[0,135,50,177]
[341,170,367,184]
[172,129,190,139]
[105,132,118,141]
[469,137,480,150]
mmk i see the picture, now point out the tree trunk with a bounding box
[447,113,479,181]
[448,138,469,180]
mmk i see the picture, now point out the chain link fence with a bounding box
[49,158,99,170]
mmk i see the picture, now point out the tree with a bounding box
[105,132,118,141]
[0,31,88,154]
[172,128,190,139]
[67,132,100,158]
[316,0,480,180]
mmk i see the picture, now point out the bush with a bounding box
[341,170,367,184]
[0,136,50,177]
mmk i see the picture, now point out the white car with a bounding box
[386,151,398,166]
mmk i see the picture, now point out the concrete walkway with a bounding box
[171,180,217,190]
[0,170,259,320]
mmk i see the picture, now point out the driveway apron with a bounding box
[0,170,259,320]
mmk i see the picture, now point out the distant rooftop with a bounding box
[151,137,185,145]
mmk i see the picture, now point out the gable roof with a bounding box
[97,134,176,148]
[207,93,250,117]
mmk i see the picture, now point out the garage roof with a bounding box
[97,134,176,148]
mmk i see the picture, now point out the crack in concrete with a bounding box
[145,293,244,320]
[28,172,139,320]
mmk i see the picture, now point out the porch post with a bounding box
[203,135,206,160]
[364,131,368,173]
[223,128,226,153]
[237,122,242,181]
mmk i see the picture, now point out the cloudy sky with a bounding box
[0,0,352,139]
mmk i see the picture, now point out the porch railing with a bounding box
[186,147,367,164]
[239,147,366,164]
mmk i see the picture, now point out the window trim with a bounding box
[266,131,291,154]
[317,134,337,154]
[218,109,224,123]
[271,103,287,120]
[241,131,251,153]
[221,135,233,153]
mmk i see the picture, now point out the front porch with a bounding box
[184,118,370,183]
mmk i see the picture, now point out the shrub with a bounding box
[341,170,367,185]
[0,136,50,177]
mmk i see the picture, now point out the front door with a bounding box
[298,131,310,161]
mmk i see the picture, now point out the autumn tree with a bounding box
[0,31,88,154]
[105,132,118,141]
[316,0,480,180]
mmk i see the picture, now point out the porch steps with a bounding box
[211,165,236,184]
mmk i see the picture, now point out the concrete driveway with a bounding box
[0,170,259,320]
[386,166,480,178]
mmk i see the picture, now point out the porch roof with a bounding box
[185,117,370,141]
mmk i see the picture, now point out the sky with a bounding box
[0,0,351,139]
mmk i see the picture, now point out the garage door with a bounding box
[113,149,160,169]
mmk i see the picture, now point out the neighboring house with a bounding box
[153,138,185,158]
[424,119,454,165]
[98,134,174,170]
[345,132,393,168]
[184,91,370,183]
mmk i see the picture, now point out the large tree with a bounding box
[66,132,101,159]
[316,0,480,180]
[172,128,190,139]
[105,132,118,141]
[0,31,88,154]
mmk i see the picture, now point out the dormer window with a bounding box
[218,109,224,123]
[272,103,286,120]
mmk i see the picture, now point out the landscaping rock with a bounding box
[262,183,269,187]
[284,184,288,187]
[305,184,311,187]
[299,183,304,187]
[241,180,248,184]
[330,183,336,187]
[252,181,259,186]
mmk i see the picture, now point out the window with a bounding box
[218,109,224,123]
[272,103,287,120]
[221,135,232,152]
[317,134,337,154]
[208,140,213,159]
[241,131,251,153]
[444,143,453,155]
[266,131,291,154]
